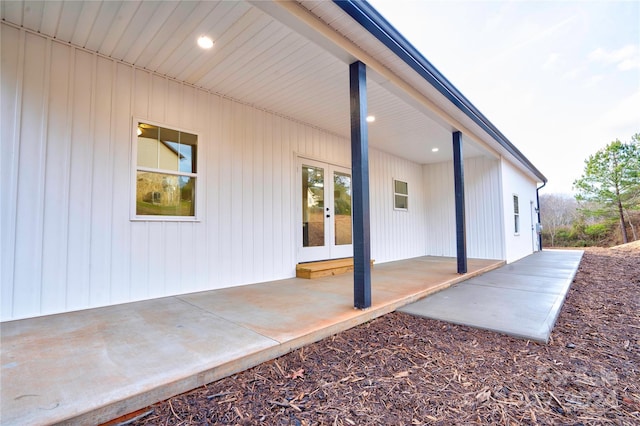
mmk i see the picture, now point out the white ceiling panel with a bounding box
[96,1,141,57]
[120,1,181,64]
[83,1,121,52]
[304,0,339,24]
[109,2,162,60]
[70,1,102,48]
[1,0,496,166]
[39,1,63,37]
[221,34,310,100]
[1,1,23,25]
[157,2,251,78]
[182,8,272,83]
[20,0,43,31]
[55,1,84,43]
[200,23,294,92]
[132,1,199,67]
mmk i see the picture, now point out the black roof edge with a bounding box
[333,0,547,183]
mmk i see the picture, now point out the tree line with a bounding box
[540,133,639,247]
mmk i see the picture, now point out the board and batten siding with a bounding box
[500,158,539,263]
[369,150,427,263]
[423,156,504,260]
[1,25,428,321]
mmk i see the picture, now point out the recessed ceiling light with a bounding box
[197,35,214,49]
[432,147,439,152]
[366,115,375,123]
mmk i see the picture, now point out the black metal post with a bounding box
[349,61,371,309]
[453,131,467,274]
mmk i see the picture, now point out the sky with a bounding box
[368,0,640,194]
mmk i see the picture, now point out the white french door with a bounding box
[297,158,353,262]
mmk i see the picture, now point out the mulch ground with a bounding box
[129,246,639,425]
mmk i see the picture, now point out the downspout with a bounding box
[536,181,546,250]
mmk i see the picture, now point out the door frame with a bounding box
[296,156,353,263]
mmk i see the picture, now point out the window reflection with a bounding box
[135,122,197,218]
[302,165,324,247]
[136,172,195,216]
[334,171,352,245]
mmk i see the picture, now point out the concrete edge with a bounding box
[395,313,551,344]
[396,251,585,344]
[73,345,285,426]
[71,260,504,425]
[539,250,585,344]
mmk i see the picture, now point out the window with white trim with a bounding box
[394,179,408,210]
[133,121,198,219]
[513,194,520,234]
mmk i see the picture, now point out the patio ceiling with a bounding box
[1,0,495,165]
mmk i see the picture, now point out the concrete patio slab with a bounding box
[179,279,356,343]
[471,273,569,294]
[2,250,583,426]
[399,250,584,343]
[1,256,502,426]
[1,298,278,426]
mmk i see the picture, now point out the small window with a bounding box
[394,179,408,210]
[513,194,520,234]
[133,121,198,220]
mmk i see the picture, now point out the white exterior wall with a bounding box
[370,150,426,263]
[423,162,456,256]
[423,156,504,260]
[500,158,540,263]
[1,26,428,321]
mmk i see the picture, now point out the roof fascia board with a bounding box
[333,0,546,183]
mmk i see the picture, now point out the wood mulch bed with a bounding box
[129,247,639,425]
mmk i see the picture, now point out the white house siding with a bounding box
[369,150,427,263]
[465,157,505,260]
[1,25,429,321]
[500,157,540,263]
[423,162,456,257]
[423,156,504,260]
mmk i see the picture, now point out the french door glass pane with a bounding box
[334,171,352,246]
[302,165,324,247]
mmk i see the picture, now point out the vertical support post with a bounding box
[452,131,467,274]
[536,183,545,251]
[349,61,371,309]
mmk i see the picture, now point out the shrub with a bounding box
[584,223,609,239]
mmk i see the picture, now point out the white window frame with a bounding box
[513,194,520,235]
[393,178,409,211]
[130,117,201,222]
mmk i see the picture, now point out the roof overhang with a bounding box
[1,0,545,182]
[332,0,546,183]
[254,0,546,183]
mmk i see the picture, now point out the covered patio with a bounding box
[2,0,544,325]
[1,256,502,426]
[1,1,551,423]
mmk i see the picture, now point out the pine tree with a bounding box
[573,134,640,244]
